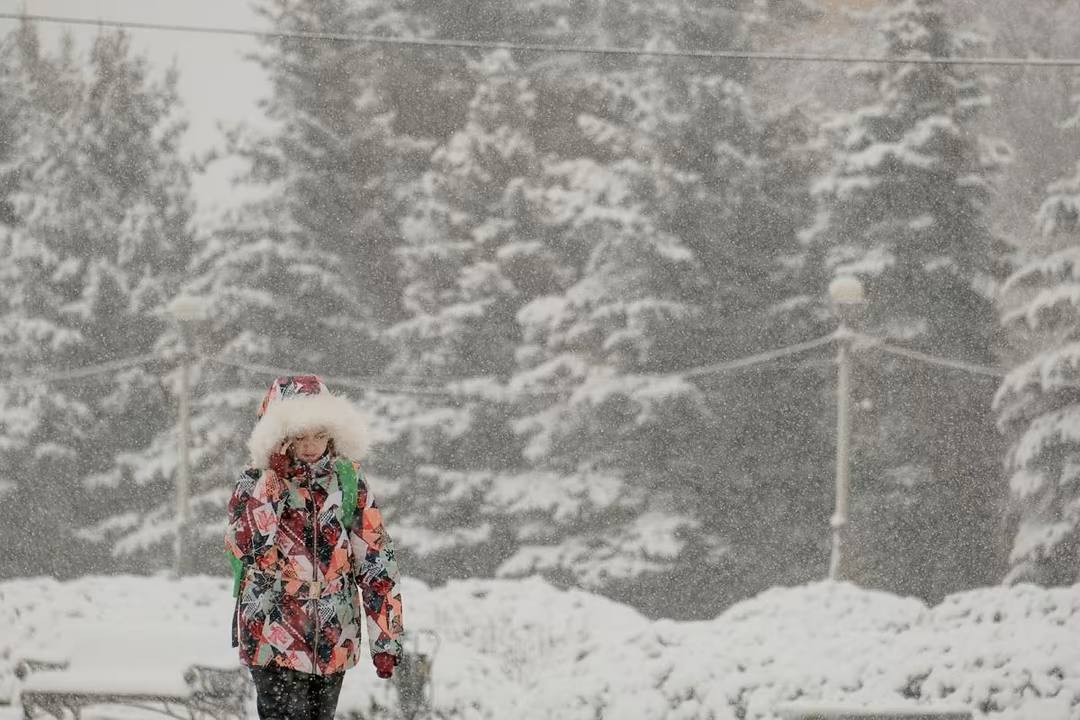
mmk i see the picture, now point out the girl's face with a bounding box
[290,430,331,463]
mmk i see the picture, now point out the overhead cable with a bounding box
[873,341,1007,378]
[0,352,161,388]
[683,333,836,379]
[3,12,1080,68]
[1,331,1015,393]
[209,332,838,398]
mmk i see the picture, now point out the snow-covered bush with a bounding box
[1,576,1076,720]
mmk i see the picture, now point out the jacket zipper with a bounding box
[310,473,321,676]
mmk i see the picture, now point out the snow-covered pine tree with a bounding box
[94,0,430,572]
[952,0,1080,247]
[995,92,1080,585]
[0,28,197,577]
[675,103,834,606]
[378,50,552,580]
[374,1,829,615]
[0,23,34,229]
[505,147,712,611]
[243,0,438,340]
[803,0,1009,600]
[0,24,83,578]
[391,50,534,388]
[497,24,826,613]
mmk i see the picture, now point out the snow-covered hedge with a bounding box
[0,576,1077,720]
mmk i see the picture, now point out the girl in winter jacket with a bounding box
[225,375,403,720]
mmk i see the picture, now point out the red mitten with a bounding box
[269,452,290,477]
[372,652,398,679]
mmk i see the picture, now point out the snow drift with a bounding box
[0,575,1076,720]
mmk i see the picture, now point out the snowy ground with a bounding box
[0,575,1077,720]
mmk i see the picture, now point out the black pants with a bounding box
[250,665,345,720]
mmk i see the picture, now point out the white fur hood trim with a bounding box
[248,392,370,468]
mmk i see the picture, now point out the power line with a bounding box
[0,331,1013,393]
[4,12,1080,68]
[210,334,838,399]
[0,352,161,389]
[875,342,1007,378]
[683,333,836,379]
[851,333,1008,378]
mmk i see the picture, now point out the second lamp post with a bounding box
[169,296,202,578]
[827,275,864,581]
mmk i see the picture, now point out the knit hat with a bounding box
[247,374,370,467]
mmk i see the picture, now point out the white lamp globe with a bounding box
[829,275,865,306]
[169,296,203,323]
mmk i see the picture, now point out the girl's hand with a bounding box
[269,440,291,476]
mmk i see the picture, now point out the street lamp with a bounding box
[827,275,864,581]
[169,296,202,577]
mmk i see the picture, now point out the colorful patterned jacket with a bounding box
[225,451,403,675]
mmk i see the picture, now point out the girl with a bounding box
[225,375,403,720]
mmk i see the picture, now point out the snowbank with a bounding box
[0,576,1077,720]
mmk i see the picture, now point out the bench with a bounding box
[775,701,973,720]
[14,623,249,720]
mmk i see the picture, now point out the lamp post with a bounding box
[169,296,201,577]
[827,275,864,581]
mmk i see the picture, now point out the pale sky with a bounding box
[0,1,272,221]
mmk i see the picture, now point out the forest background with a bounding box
[2,0,1079,620]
